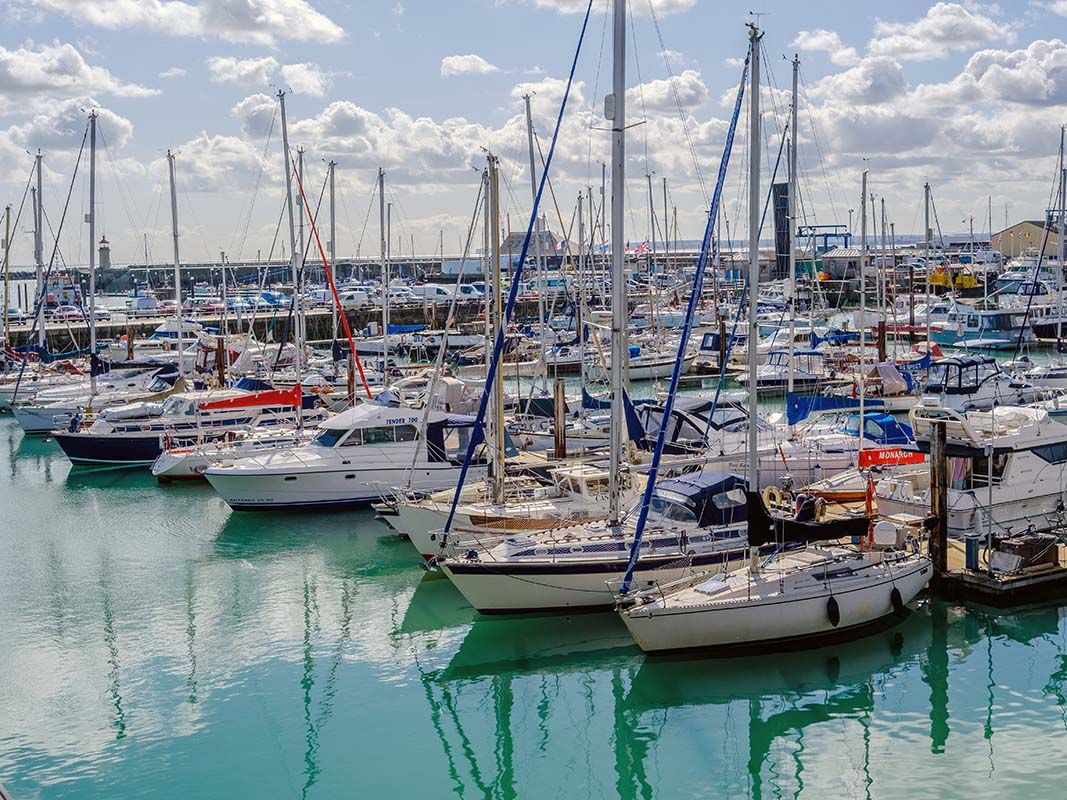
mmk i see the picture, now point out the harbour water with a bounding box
[3,415,1067,799]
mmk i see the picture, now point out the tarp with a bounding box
[872,363,907,395]
[198,384,302,411]
[786,392,885,426]
[387,324,426,334]
[746,491,870,548]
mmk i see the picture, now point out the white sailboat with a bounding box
[615,41,931,654]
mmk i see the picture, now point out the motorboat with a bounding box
[204,397,488,510]
[876,404,1067,538]
[734,349,835,395]
[918,354,1048,412]
[52,383,322,467]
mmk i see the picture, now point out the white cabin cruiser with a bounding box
[204,399,488,510]
[876,404,1067,538]
[919,354,1048,413]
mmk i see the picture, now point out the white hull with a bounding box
[442,546,752,613]
[621,554,931,653]
[876,489,1065,538]
[206,463,487,510]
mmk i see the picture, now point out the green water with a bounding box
[2,418,1067,799]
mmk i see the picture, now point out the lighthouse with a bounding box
[98,236,111,270]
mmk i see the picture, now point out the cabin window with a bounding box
[394,424,418,443]
[361,424,418,445]
[712,488,747,510]
[314,428,347,447]
[1032,443,1067,465]
[967,315,979,328]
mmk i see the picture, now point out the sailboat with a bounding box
[614,36,931,654]
[439,2,765,613]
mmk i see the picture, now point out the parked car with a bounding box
[5,306,31,323]
[49,305,84,321]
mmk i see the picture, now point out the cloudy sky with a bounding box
[2,0,1066,268]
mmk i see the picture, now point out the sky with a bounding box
[1,0,1066,268]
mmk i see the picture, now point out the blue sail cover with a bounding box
[786,392,886,426]
[580,388,645,443]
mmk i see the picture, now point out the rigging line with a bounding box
[585,0,612,187]
[6,162,36,265]
[13,122,89,397]
[288,151,371,398]
[405,175,487,481]
[647,0,708,203]
[620,46,750,595]
[353,179,379,261]
[441,0,594,540]
[233,104,278,261]
[98,125,144,246]
[797,65,842,225]
[533,130,579,261]
[627,0,650,171]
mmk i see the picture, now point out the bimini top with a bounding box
[650,470,748,528]
[932,354,998,368]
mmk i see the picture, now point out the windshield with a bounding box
[313,428,347,447]
[927,363,948,391]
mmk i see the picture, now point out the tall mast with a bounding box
[1058,126,1065,341]
[379,168,389,387]
[746,22,761,496]
[787,53,799,396]
[34,152,45,348]
[88,111,98,396]
[328,159,337,343]
[577,190,587,441]
[662,177,670,282]
[489,155,505,504]
[167,150,183,377]
[859,170,868,454]
[277,90,302,381]
[646,172,656,278]
[296,147,307,351]
[3,205,10,351]
[607,0,627,528]
[924,181,931,349]
[523,95,547,360]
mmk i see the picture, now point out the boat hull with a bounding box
[205,464,488,511]
[621,556,931,654]
[441,546,756,614]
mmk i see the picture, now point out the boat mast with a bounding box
[34,152,45,349]
[608,0,627,529]
[3,205,10,351]
[1059,125,1065,341]
[523,95,547,361]
[924,181,931,349]
[329,159,338,343]
[787,53,799,396]
[166,150,183,377]
[88,110,98,397]
[482,168,491,374]
[859,170,868,456]
[746,22,761,500]
[577,190,587,438]
[379,167,389,388]
[489,154,506,504]
[277,90,302,382]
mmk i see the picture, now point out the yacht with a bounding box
[52,384,322,467]
[204,399,487,510]
[876,404,1067,538]
[919,354,1047,412]
[11,366,181,434]
[734,348,834,395]
[618,495,931,654]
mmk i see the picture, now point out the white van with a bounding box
[126,296,160,318]
[409,284,453,302]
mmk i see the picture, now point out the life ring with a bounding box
[762,485,783,509]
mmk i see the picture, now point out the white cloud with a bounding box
[29,0,344,47]
[207,55,279,86]
[159,66,186,78]
[9,96,134,150]
[809,56,908,104]
[627,69,708,113]
[1046,0,1067,14]
[440,54,499,78]
[868,2,1008,62]
[156,132,268,191]
[280,62,330,96]
[791,29,861,67]
[0,41,157,111]
[232,92,276,138]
